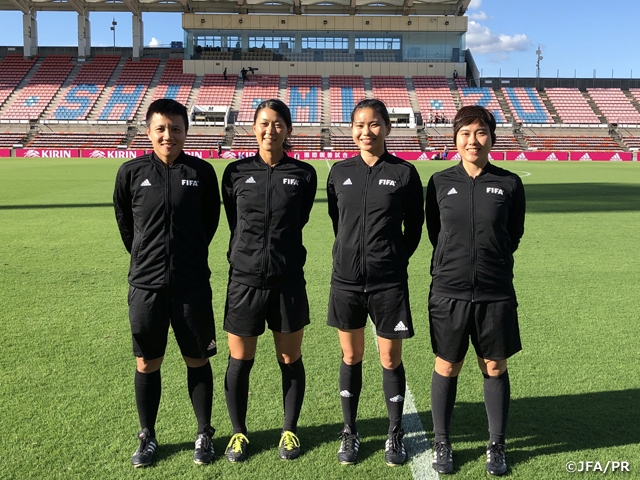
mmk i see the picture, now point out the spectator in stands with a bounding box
[113,98,220,469]
[326,98,424,467]
[217,142,223,158]
[426,105,526,477]
[221,99,317,463]
[241,67,247,81]
[223,68,228,80]
[442,145,449,160]
[429,111,434,123]
[453,69,458,79]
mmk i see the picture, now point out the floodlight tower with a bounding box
[536,45,543,87]
[111,19,117,49]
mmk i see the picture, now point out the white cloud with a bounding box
[148,37,162,47]
[466,21,531,55]
[468,0,482,9]
[469,11,487,21]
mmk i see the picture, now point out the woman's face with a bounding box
[351,107,390,157]
[455,120,492,168]
[253,107,291,155]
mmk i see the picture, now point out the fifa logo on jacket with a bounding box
[283,178,299,185]
[182,179,199,187]
[486,187,504,195]
[379,179,396,186]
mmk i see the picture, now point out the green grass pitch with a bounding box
[0,158,639,479]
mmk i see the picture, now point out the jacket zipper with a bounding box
[469,176,476,301]
[261,165,272,288]
[164,163,172,285]
[361,165,370,292]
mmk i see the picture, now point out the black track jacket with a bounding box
[222,154,317,288]
[327,152,424,292]
[426,161,526,302]
[114,152,220,289]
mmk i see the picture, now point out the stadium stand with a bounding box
[26,132,124,148]
[587,88,640,124]
[194,74,237,108]
[544,88,600,124]
[286,75,322,124]
[97,58,160,121]
[150,58,196,106]
[1,55,73,120]
[330,76,366,124]
[458,85,506,123]
[413,76,458,123]
[525,135,620,151]
[503,87,553,124]
[0,55,38,109]
[0,132,27,147]
[371,76,411,108]
[50,55,121,120]
[236,74,280,123]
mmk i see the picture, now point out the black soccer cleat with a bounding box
[337,425,360,465]
[486,442,507,476]
[131,428,158,468]
[384,426,407,466]
[432,440,453,474]
[225,433,249,463]
[278,430,301,460]
[193,426,215,465]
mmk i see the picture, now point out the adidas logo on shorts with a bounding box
[340,390,354,398]
[207,340,216,350]
[394,321,408,332]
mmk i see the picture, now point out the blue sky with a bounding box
[0,0,638,79]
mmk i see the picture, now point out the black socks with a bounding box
[483,370,510,445]
[382,362,406,433]
[187,361,214,435]
[135,369,161,438]
[224,357,254,434]
[430,370,458,444]
[339,360,363,432]
[278,356,306,433]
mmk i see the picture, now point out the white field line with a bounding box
[369,320,438,480]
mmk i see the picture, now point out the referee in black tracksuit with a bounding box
[114,99,220,468]
[221,99,317,463]
[427,105,526,476]
[327,99,424,467]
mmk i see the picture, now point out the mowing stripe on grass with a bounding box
[370,320,437,480]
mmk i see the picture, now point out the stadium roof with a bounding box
[1,0,471,16]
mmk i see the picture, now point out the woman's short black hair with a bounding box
[146,98,189,132]
[452,105,497,146]
[350,98,391,126]
[254,99,293,152]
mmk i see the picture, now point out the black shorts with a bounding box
[428,294,522,363]
[128,284,217,360]
[224,279,310,337]
[327,284,414,339]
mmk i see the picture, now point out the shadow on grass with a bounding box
[0,203,113,210]
[443,389,640,472]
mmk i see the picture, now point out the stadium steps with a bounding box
[278,76,287,101]
[582,91,606,123]
[416,128,429,152]
[223,125,235,147]
[607,126,629,151]
[228,76,244,124]
[41,59,84,120]
[405,77,423,125]
[321,127,330,150]
[448,78,463,109]
[622,89,640,114]
[494,89,514,123]
[0,57,43,115]
[136,59,168,122]
[321,77,331,126]
[512,127,529,151]
[124,124,138,148]
[363,76,373,99]
[187,75,204,113]
[539,90,562,123]
[87,57,128,121]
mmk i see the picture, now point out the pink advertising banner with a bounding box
[505,151,569,161]
[81,149,147,159]
[0,149,10,157]
[184,150,212,159]
[15,149,79,158]
[569,151,632,162]
[217,151,507,161]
